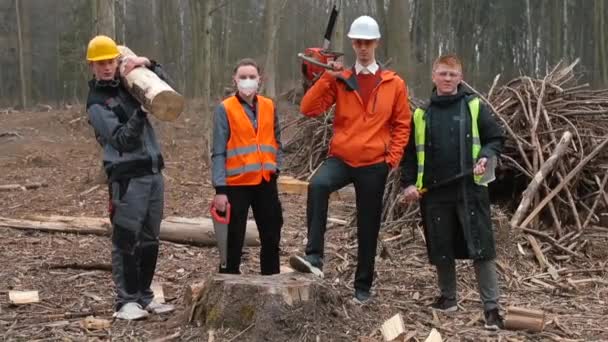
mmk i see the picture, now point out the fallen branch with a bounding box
[520,137,608,228]
[49,262,112,271]
[511,131,572,227]
[0,182,47,192]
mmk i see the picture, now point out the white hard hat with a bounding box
[347,15,381,40]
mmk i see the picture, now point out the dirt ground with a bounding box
[1,105,607,341]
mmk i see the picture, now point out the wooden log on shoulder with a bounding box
[0,215,259,247]
[117,46,185,122]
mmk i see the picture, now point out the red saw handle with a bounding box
[210,202,231,224]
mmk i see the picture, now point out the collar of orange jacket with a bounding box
[337,67,396,91]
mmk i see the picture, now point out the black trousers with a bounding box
[306,157,389,292]
[220,176,283,275]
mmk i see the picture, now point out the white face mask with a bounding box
[237,78,259,96]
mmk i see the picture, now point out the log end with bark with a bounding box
[117,45,185,122]
[184,273,341,340]
[504,306,546,332]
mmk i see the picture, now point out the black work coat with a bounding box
[400,86,504,264]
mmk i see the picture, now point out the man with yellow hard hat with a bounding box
[86,35,174,320]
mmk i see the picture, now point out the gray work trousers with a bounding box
[436,258,499,311]
[110,173,163,310]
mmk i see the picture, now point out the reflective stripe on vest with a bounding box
[414,97,483,189]
[223,95,278,186]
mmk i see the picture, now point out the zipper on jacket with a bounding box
[370,78,388,114]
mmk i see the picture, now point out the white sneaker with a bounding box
[113,302,149,320]
[145,301,175,314]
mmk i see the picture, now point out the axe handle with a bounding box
[297,53,336,70]
[419,170,472,194]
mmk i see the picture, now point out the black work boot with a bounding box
[484,308,504,330]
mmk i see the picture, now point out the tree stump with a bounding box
[184,273,342,340]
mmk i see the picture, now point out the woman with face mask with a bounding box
[210,58,284,275]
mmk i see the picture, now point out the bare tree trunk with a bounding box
[563,0,568,58]
[179,0,187,93]
[429,0,435,56]
[95,0,116,37]
[331,1,344,55]
[525,0,534,73]
[150,0,160,59]
[222,1,232,89]
[387,0,411,78]
[599,0,608,83]
[189,0,203,98]
[202,0,213,105]
[121,0,127,43]
[15,0,27,109]
[262,0,287,98]
[375,0,388,58]
[263,0,277,98]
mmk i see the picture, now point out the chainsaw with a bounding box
[299,3,343,91]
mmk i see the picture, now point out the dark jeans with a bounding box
[305,157,389,292]
[436,259,500,311]
[220,176,283,275]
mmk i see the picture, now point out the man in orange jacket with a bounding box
[290,16,411,303]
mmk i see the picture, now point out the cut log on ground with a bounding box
[381,313,407,341]
[184,273,342,341]
[81,316,111,330]
[526,234,559,279]
[424,328,443,342]
[118,46,185,122]
[504,306,546,332]
[9,290,40,305]
[0,215,259,246]
[152,283,165,304]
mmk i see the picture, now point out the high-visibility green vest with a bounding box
[413,97,483,190]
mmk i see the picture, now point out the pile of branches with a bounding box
[284,60,608,261]
[483,60,608,235]
[282,108,335,179]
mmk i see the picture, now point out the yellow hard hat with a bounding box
[86,35,120,62]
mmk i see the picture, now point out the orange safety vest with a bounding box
[224,95,278,186]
